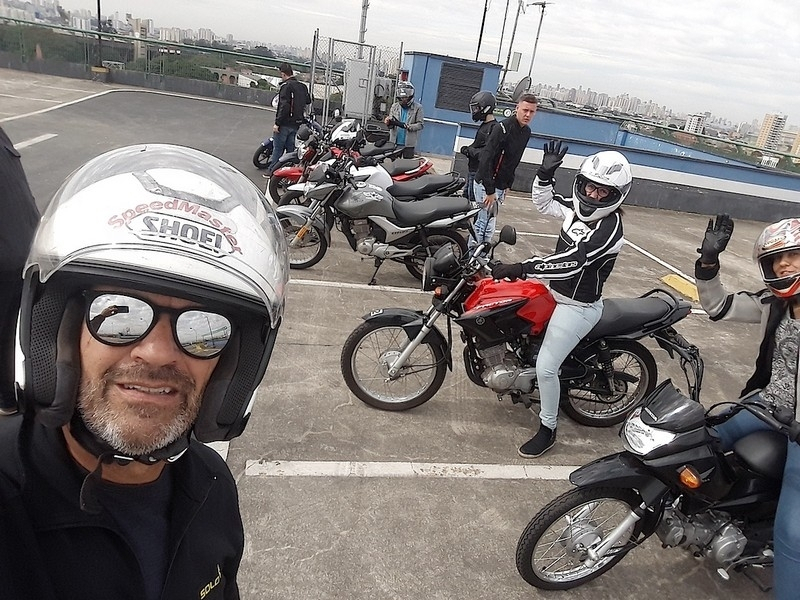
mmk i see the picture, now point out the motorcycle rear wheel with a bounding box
[561,339,656,427]
[279,215,327,269]
[341,320,447,410]
[403,229,468,280]
[253,145,272,169]
[516,486,643,590]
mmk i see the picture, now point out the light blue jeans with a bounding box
[715,403,800,599]
[468,181,505,250]
[268,124,298,172]
[536,298,604,430]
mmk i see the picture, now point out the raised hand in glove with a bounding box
[491,262,524,281]
[697,213,734,265]
[536,140,568,182]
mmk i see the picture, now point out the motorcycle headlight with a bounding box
[421,256,436,291]
[622,408,678,456]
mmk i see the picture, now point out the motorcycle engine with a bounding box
[656,507,747,566]
[478,344,536,392]
[352,220,375,254]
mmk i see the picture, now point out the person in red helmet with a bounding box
[696,215,800,600]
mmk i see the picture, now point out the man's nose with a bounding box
[130,315,182,364]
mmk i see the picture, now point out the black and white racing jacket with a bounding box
[520,177,624,303]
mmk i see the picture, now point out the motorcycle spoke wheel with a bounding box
[340,321,447,411]
[561,340,656,427]
[516,486,642,590]
[268,176,292,203]
[404,230,468,280]
[279,216,327,269]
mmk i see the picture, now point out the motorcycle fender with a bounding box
[569,452,670,507]
[276,205,331,245]
[274,165,303,178]
[362,308,451,370]
[287,182,306,191]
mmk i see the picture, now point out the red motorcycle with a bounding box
[340,226,700,427]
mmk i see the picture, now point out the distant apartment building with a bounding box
[684,114,706,134]
[792,132,800,157]
[756,113,787,151]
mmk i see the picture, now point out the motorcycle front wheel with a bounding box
[561,339,656,427]
[253,144,272,169]
[278,189,309,207]
[279,215,327,269]
[340,320,447,410]
[516,486,643,590]
[268,175,295,203]
[403,229,468,280]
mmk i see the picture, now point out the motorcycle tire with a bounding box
[268,175,294,203]
[278,189,309,207]
[253,145,272,169]
[403,229,468,280]
[560,339,656,427]
[340,320,447,411]
[516,486,644,590]
[279,215,327,269]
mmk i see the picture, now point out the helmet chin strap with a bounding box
[69,413,189,513]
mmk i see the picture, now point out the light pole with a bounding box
[475,0,489,61]
[526,1,548,80]
[96,0,103,67]
[498,0,523,91]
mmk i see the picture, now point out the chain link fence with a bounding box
[310,33,402,126]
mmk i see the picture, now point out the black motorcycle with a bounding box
[516,354,793,593]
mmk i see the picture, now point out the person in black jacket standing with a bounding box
[0,126,39,415]
[492,145,632,457]
[268,62,311,174]
[469,92,538,250]
[0,144,289,600]
[459,90,498,202]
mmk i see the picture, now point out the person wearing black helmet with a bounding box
[0,144,289,599]
[697,216,800,600]
[459,90,498,203]
[384,81,424,158]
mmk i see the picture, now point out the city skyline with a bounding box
[8,0,799,128]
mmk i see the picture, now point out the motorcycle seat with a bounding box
[387,174,460,198]
[733,429,787,480]
[382,158,425,177]
[587,296,676,340]
[392,196,473,226]
[360,143,398,157]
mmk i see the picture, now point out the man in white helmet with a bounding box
[492,143,631,457]
[0,144,289,599]
[696,215,800,600]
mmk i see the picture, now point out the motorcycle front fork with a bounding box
[386,306,444,379]
[289,204,324,248]
[583,501,647,567]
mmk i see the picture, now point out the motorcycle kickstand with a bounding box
[367,257,385,286]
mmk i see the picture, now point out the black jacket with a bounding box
[475,115,531,195]
[464,119,499,172]
[275,76,311,127]
[0,126,39,271]
[0,415,244,600]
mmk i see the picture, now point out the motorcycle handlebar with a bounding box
[740,402,800,444]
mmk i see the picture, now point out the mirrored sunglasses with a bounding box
[84,292,233,359]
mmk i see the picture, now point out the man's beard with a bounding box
[77,363,204,456]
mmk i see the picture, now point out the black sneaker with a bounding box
[518,425,556,458]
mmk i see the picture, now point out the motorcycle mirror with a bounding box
[498,225,517,246]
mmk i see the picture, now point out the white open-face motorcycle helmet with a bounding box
[753,218,800,299]
[20,144,289,461]
[572,151,632,222]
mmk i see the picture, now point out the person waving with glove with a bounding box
[491,143,631,457]
[696,214,800,600]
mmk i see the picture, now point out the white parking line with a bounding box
[15,133,57,149]
[246,460,579,480]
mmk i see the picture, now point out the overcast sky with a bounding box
[71,0,800,127]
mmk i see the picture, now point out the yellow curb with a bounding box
[660,274,699,302]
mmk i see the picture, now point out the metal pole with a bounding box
[96,0,103,67]
[475,0,489,61]
[496,0,511,63]
[527,2,546,79]
[499,0,523,90]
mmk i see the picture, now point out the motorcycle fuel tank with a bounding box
[462,278,556,336]
[334,183,396,220]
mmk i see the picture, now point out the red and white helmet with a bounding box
[753,218,800,298]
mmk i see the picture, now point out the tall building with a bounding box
[684,113,706,134]
[756,113,787,151]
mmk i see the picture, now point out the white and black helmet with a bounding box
[753,218,800,299]
[396,81,415,105]
[20,144,289,460]
[572,150,632,222]
[469,90,496,122]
